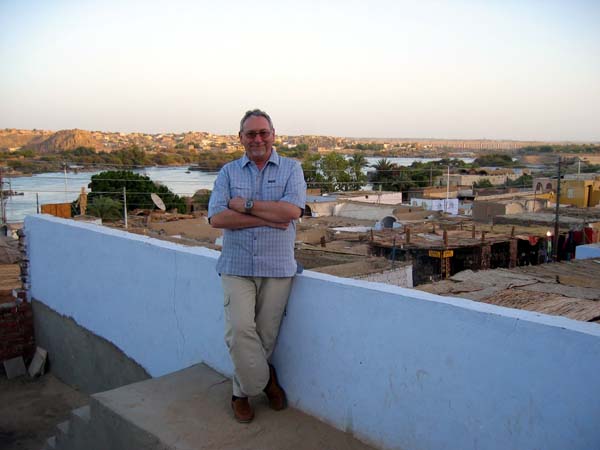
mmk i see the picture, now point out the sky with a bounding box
[1,0,599,141]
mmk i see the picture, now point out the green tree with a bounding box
[194,151,243,171]
[505,173,533,188]
[474,178,493,188]
[112,146,149,168]
[87,170,186,212]
[473,154,516,167]
[300,153,366,192]
[371,158,400,191]
[301,154,324,187]
[347,154,368,190]
[370,158,418,192]
[277,142,309,158]
[370,158,458,192]
[192,189,212,211]
[347,143,384,151]
[87,197,123,221]
[320,153,352,192]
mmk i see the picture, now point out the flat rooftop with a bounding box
[417,258,600,323]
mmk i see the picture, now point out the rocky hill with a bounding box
[0,129,54,150]
[31,129,104,153]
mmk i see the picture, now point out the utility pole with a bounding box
[0,167,5,226]
[63,162,68,202]
[553,157,561,261]
[445,165,450,213]
[123,187,128,229]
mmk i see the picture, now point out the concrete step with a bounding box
[53,421,69,448]
[87,363,375,450]
[58,405,93,450]
[71,405,91,424]
[41,435,56,450]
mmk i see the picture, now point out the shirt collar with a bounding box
[240,148,280,168]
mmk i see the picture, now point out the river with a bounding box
[4,156,473,223]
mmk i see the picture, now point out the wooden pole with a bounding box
[123,187,128,229]
[553,157,561,261]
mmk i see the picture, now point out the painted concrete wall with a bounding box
[333,202,396,221]
[472,199,546,222]
[355,266,413,288]
[576,243,600,259]
[472,201,507,222]
[560,179,600,208]
[306,201,336,217]
[410,198,459,215]
[26,215,600,450]
[447,174,519,187]
[32,300,150,393]
[346,192,403,205]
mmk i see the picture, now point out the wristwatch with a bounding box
[244,199,254,213]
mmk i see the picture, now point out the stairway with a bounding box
[42,363,375,450]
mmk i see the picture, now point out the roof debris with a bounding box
[417,258,600,323]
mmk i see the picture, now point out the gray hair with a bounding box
[239,109,274,132]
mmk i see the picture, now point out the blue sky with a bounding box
[1,0,599,140]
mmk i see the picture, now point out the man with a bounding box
[208,109,306,423]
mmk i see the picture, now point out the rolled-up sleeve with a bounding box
[281,161,307,210]
[208,168,231,219]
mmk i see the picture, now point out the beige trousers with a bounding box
[221,275,294,397]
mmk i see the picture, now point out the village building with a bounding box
[533,173,600,207]
[443,167,530,188]
[472,197,549,222]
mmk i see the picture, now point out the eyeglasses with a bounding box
[242,130,272,139]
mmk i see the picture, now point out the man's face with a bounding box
[239,116,275,164]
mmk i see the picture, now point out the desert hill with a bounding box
[0,129,54,150]
[31,129,103,153]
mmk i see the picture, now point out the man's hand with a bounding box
[228,197,247,214]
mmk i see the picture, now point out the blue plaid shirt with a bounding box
[208,149,306,277]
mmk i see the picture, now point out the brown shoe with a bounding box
[263,364,287,411]
[231,396,254,423]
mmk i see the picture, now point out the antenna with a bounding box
[151,193,166,211]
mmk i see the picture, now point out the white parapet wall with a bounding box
[26,215,600,450]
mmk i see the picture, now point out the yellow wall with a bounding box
[559,179,600,207]
[591,182,600,207]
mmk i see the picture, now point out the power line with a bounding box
[5,180,538,192]
[3,169,537,183]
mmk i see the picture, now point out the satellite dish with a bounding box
[151,193,166,211]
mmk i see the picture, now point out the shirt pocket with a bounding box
[231,184,252,199]
[262,183,285,201]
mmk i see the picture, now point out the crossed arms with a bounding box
[209,198,301,230]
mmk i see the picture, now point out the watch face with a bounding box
[245,200,253,209]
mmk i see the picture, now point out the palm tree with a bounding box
[349,153,368,170]
[347,154,368,190]
[371,158,398,191]
[372,158,395,173]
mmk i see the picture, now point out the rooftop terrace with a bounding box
[24,215,600,450]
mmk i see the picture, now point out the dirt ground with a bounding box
[122,214,377,249]
[147,217,222,242]
[0,372,89,450]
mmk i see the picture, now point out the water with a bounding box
[4,166,219,223]
[4,157,474,222]
[364,156,475,167]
